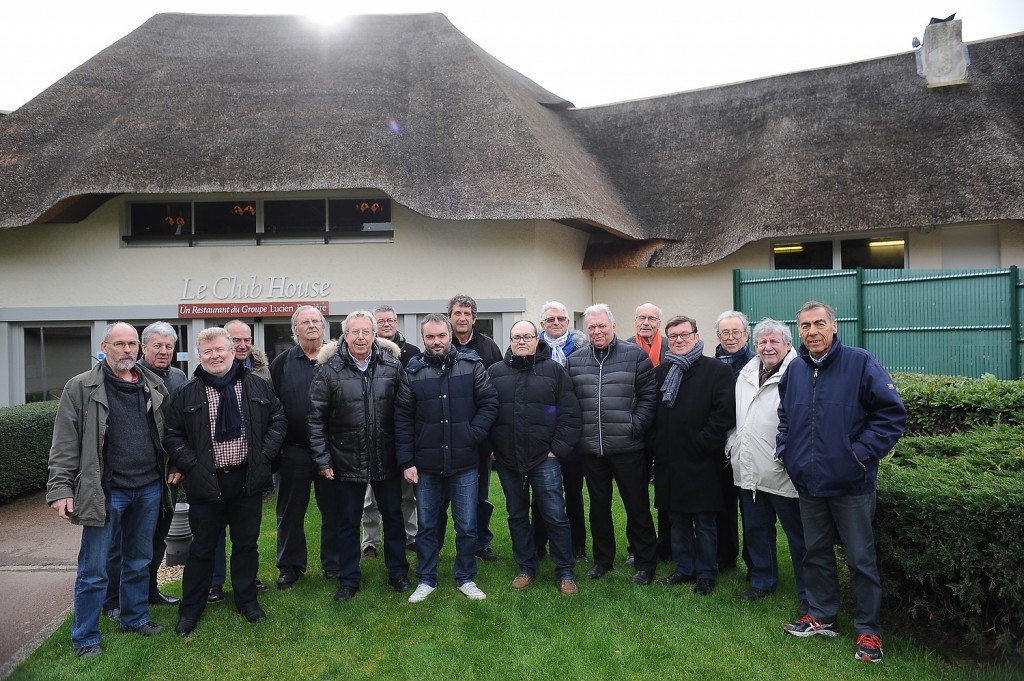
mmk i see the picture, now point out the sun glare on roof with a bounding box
[302,10,349,29]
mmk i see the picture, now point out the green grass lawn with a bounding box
[10,476,1019,680]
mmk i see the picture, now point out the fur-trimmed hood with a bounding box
[317,336,402,365]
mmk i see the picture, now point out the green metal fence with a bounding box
[734,267,1023,379]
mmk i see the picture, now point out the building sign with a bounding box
[180,276,331,301]
[177,301,329,319]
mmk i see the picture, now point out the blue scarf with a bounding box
[195,360,245,441]
[660,340,705,408]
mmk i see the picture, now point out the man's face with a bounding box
[585,312,616,350]
[756,331,791,371]
[199,335,234,377]
[666,321,699,356]
[797,307,838,359]
[101,324,140,373]
[509,322,539,358]
[421,321,452,356]
[634,305,661,341]
[142,333,176,370]
[375,311,398,340]
[294,309,325,344]
[717,317,750,355]
[225,323,253,360]
[540,308,569,340]
[449,305,475,337]
[345,316,374,361]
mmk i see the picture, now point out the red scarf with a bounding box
[635,331,663,367]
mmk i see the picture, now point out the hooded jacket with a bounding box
[776,335,907,497]
[487,340,582,474]
[567,338,656,457]
[307,337,411,482]
[395,345,498,476]
[727,348,799,498]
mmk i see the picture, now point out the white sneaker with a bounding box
[458,581,486,600]
[408,583,435,603]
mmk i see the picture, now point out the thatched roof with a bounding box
[1,13,1022,268]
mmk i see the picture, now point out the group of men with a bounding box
[47,296,905,665]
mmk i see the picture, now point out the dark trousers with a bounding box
[582,450,658,573]
[179,467,262,621]
[334,477,409,588]
[275,444,340,574]
[533,456,587,554]
[104,483,177,609]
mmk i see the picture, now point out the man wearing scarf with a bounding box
[165,327,286,637]
[630,303,667,367]
[651,316,735,596]
[47,322,174,659]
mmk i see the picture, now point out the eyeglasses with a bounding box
[377,318,397,325]
[200,347,232,357]
[542,316,568,324]
[635,315,661,323]
[718,329,747,339]
[511,334,537,343]
[230,337,253,345]
[667,331,697,341]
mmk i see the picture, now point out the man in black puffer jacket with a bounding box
[567,304,659,586]
[396,313,498,604]
[164,327,286,637]
[489,321,582,595]
[307,311,414,602]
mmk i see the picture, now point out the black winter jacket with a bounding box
[395,346,498,476]
[164,371,286,503]
[487,341,582,474]
[567,338,657,457]
[307,338,412,483]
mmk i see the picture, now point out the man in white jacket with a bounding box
[726,318,807,615]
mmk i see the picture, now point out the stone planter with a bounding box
[164,502,192,567]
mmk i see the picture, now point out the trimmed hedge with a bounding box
[893,372,1024,436]
[878,426,1024,657]
[0,401,58,503]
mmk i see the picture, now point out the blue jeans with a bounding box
[668,511,718,580]
[799,491,882,635]
[739,488,807,598]
[496,457,575,581]
[71,480,161,649]
[414,469,478,587]
[335,477,409,587]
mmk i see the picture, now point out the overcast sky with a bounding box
[2,0,1023,111]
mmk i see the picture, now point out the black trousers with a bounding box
[275,444,340,573]
[582,450,658,573]
[533,456,587,554]
[179,467,262,621]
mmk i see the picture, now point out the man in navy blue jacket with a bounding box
[777,301,906,664]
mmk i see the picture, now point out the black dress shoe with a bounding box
[333,586,359,602]
[207,585,225,603]
[276,567,300,590]
[255,578,269,592]
[586,563,612,580]
[149,590,180,606]
[476,547,498,561]
[631,570,655,586]
[389,574,411,593]
[242,606,267,623]
[659,572,696,586]
[175,617,196,637]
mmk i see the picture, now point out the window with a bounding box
[125,197,393,245]
[24,326,92,402]
[773,235,906,270]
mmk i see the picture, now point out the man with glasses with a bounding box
[48,322,174,658]
[650,316,735,596]
[489,320,582,594]
[630,303,668,367]
[712,311,757,574]
[224,320,270,382]
[359,305,420,561]
[567,304,658,585]
[534,301,588,561]
[268,306,340,590]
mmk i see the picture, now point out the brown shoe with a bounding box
[558,579,579,595]
[511,573,535,590]
[361,546,378,560]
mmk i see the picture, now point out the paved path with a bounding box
[0,490,80,679]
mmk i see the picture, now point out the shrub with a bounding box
[892,372,1024,436]
[0,401,58,503]
[878,432,1024,658]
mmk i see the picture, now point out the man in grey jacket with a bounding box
[566,304,658,585]
[47,322,177,659]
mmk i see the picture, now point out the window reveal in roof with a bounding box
[772,235,906,270]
